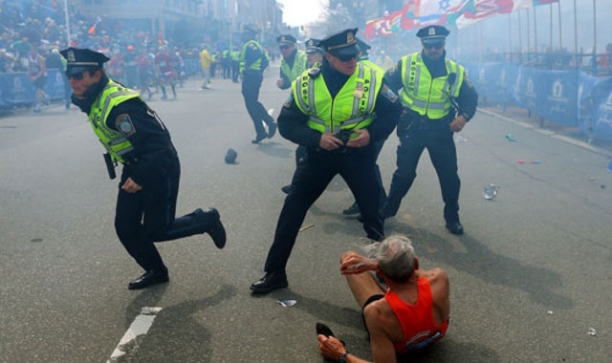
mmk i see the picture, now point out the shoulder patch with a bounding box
[380,84,399,103]
[283,94,294,109]
[115,113,136,136]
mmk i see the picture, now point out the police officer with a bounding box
[305,38,324,68]
[61,47,227,289]
[276,34,307,90]
[280,38,324,195]
[239,25,277,144]
[250,28,403,294]
[380,26,478,235]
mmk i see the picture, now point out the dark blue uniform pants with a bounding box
[383,118,461,223]
[241,70,274,138]
[264,146,385,273]
[114,159,215,271]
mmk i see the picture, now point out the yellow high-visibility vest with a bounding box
[292,64,382,135]
[88,80,140,163]
[400,53,464,120]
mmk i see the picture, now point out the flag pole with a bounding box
[518,9,523,62]
[573,0,578,54]
[533,6,538,55]
[64,0,71,47]
[508,13,512,53]
[593,0,597,55]
[558,1,562,50]
[526,9,531,61]
[549,4,553,51]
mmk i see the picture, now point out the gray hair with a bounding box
[363,235,416,283]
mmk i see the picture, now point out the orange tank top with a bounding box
[385,277,449,353]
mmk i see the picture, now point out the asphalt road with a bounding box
[1,67,611,363]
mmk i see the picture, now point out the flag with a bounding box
[455,0,559,29]
[411,0,471,26]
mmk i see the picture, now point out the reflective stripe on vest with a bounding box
[240,40,264,72]
[400,53,464,120]
[88,80,141,163]
[281,51,307,82]
[292,64,382,134]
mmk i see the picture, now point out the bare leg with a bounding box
[345,271,385,308]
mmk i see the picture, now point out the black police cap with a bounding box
[320,28,360,57]
[356,38,371,54]
[305,38,324,54]
[416,25,450,44]
[224,148,238,164]
[60,47,109,76]
[277,34,297,46]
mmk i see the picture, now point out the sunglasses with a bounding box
[423,42,444,50]
[67,71,87,80]
[279,45,291,50]
[336,54,357,62]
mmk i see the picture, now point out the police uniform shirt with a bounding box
[72,75,176,185]
[385,52,478,122]
[107,98,176,185]
[277,62,403,149]
[243,41,264,70]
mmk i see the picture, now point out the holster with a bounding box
[103,153,117,180]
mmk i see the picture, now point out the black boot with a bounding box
[194,208,226,249]
[128,269,169,290]
[250,270,288,294]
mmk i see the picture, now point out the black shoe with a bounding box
[250,270,288,294]
[316,322,336,338]
[342,202,360,216]
[445,221,464,235]
[316,322,346,346]
[267,122,277,139]
[251,134,267,144]
[128,269,169,290]
[206,208,226,249]
[281,185,292,194]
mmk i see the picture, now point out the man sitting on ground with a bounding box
[317,235,450,363]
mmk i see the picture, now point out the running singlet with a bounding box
[385,277,449,353]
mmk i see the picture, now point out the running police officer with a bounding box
[239,25,277,144]
[380,25,478,235]
[61,47,226,289]
[276,34,307,90]
[250,28,403,294]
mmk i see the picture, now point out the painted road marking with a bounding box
[107,306,162,363]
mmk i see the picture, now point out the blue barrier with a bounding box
[464,62,612,141]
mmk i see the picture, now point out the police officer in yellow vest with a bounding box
[250,28,403,294]
[240,25,277,144]
[380,26,478,235]
[61,47,226,289]
[276,34,307,90]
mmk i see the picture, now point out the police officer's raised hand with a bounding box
[449,114,467,133]
[121,177,142,193]
[346,129,370,148]
[319,133,345,151]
